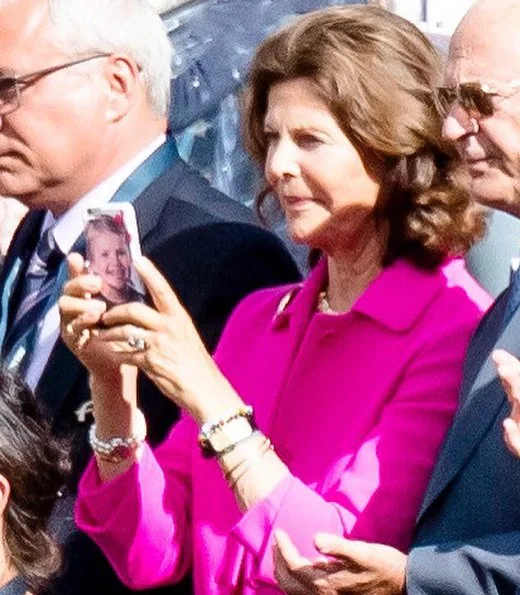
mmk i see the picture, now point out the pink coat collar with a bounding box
[273,257,462,333]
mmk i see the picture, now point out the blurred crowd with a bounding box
[1,1,520,595]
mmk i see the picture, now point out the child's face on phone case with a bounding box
[88,230,131,296]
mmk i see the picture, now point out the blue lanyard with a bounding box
[3,137,178,372]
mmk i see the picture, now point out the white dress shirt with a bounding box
[24,134,166,390]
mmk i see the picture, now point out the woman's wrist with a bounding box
[89,366,139,440]
[190,386,244,427]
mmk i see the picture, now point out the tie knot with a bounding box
[33,228,62,273]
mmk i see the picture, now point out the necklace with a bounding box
[317,291,341,315]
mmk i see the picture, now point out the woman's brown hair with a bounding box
[243,5,486,269]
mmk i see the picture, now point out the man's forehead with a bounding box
[446,29,520,85]
[0,0,56,69]
[446,0,520,84]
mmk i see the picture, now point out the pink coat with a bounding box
[76,258,491,594]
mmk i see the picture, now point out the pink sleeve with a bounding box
[229,313,476,586]
[75,416,196,590]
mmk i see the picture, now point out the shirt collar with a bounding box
[51,134,166,255]
[274,256,455,332]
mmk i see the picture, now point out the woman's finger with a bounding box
[67,252,86,279]
[59,295,107,320]
[95,324,152,347]
[101,301,166,331]
[62,273,103,299]
[63,310,107,335]
[133,257,181,316]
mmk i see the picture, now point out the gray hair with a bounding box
[45,0,173,117]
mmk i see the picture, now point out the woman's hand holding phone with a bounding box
[94,256,242,424]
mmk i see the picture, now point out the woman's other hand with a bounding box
[97,257,242,423]
[493,349,520,457]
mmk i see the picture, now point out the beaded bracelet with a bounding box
[198,405,254,445]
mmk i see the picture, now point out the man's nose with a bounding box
[442,103,479,142]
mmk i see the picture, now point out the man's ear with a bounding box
[103,54,142,123]
[0,475,10,518]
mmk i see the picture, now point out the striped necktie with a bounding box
[3,226,63,356]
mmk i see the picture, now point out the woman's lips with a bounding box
[281,195,312,207]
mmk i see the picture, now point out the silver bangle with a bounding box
[89,410,147,463]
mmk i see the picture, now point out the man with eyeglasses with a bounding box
[273,0,520,593]
[0,1,300,595]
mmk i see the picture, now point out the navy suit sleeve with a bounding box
[407,533,520,595]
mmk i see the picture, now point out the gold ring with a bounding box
[77,329,91,349]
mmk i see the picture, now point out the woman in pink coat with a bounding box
[60,6,491,594]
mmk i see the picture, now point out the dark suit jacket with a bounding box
[407,288,520,594]
[0,150,300,595]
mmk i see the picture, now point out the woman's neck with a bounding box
[0,561,17,590]
[324,224,387,313]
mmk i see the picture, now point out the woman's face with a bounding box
[88,230,131,298]
[264,78,383,252]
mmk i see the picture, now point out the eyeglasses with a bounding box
[0,53,110,116]
[436,80,520,118]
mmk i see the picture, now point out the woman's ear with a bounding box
[0,475,10,518]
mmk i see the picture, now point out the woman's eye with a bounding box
[297,134,322,147]
[264,131,278,145]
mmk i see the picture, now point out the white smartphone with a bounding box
[83,203,146,308]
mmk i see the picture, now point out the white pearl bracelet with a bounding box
[89,409,147,463]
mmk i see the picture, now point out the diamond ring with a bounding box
[127,327,147,351]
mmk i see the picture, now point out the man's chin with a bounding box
[469,181,520,217]
[0,175,42,205]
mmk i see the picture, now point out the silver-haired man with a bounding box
[0,1,299,594]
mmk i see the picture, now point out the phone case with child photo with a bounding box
[83,204,146,309]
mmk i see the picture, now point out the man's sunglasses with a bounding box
[436,80,520,118]
[0,53,110,116]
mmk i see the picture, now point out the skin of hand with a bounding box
[59,253,121,375]
[60,254,290,493]
[94,255,243,425]
[59,253,141,479]
[493,348,520,456]
[273,530,406,595]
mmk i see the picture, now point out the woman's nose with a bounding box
[265,139,300,183]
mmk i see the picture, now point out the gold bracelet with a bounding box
[222,434,270,481]
[227,437,274,491]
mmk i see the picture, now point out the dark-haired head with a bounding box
[0,368,68,591]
